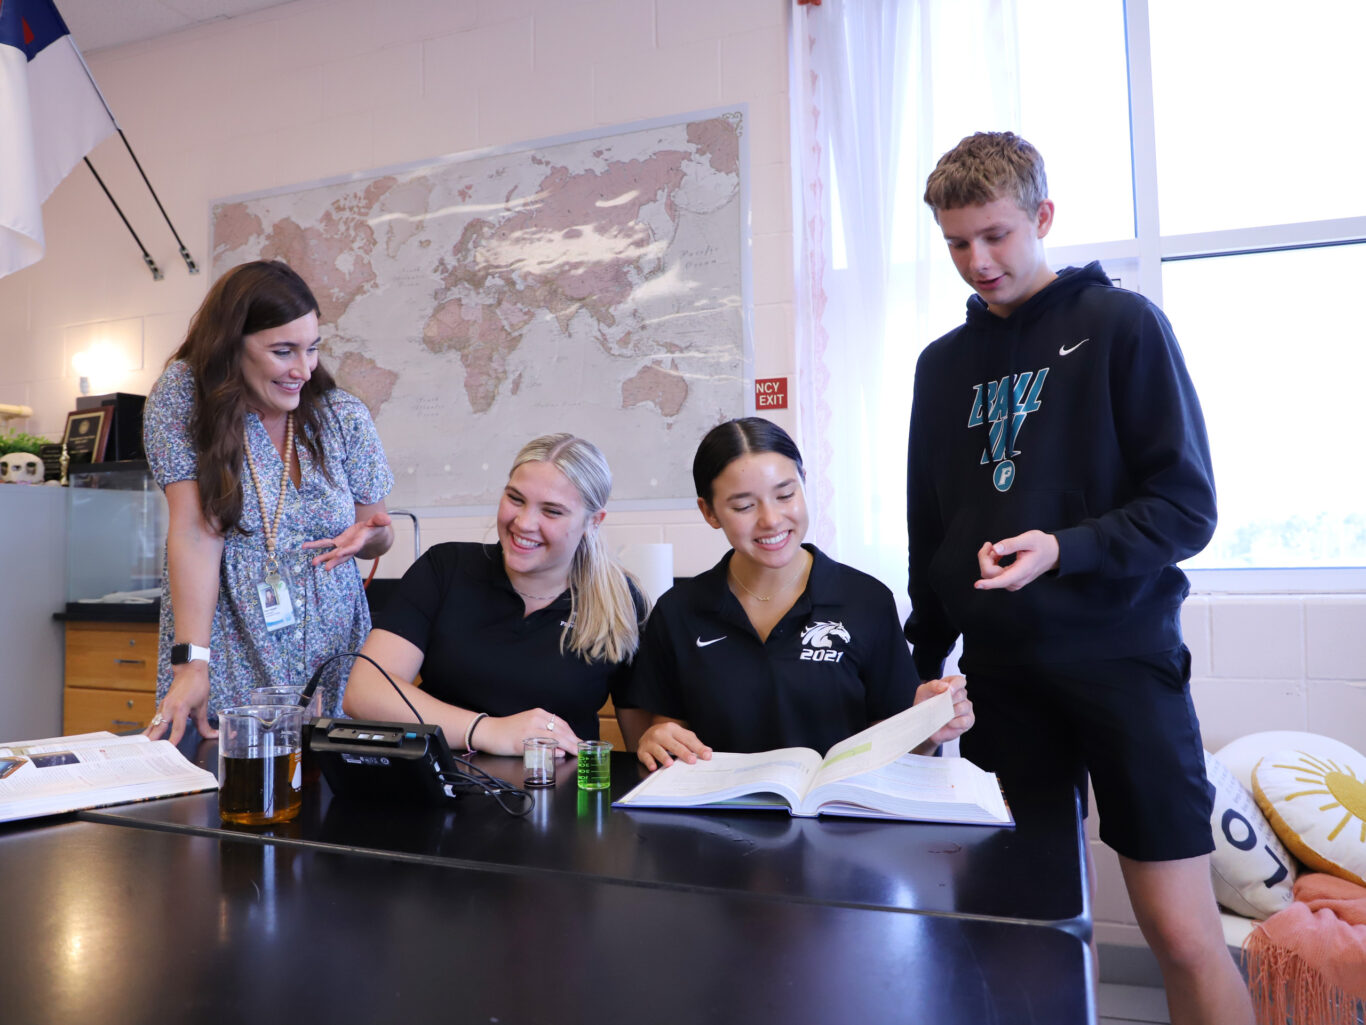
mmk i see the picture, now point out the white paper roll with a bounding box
[618,543,674,604]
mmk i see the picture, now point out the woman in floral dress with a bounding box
[143,260,394,743]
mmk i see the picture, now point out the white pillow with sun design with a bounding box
[1252,743,1366,889]
[1218,731,1360,792]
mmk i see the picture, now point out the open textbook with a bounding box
[614,689,1012,826]
[0,731,219,824]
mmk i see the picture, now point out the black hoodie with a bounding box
[904,262,1216,680]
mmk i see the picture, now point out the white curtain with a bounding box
[791,0,1020,620]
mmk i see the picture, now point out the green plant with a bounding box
[0,430,51,457]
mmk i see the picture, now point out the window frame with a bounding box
[1043,0,1366,593]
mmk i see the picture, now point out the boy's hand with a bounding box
[974,531,1059,591]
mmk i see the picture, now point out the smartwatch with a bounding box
[170,642,212,666]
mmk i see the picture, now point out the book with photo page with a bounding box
[0,731,219,824]
[614,689,1012,825]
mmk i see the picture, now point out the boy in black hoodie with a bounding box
[906,132,1250,1025]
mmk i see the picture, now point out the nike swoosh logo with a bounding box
[1059,337,1090,356]
[696,636,726,648]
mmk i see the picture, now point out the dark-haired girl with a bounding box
[143,260,394,744]
[626,417,973,769]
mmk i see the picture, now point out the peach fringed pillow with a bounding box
[1244,873,1366,1025]
[1253,742,1366,888]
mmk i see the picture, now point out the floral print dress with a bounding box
[144,361,394,717]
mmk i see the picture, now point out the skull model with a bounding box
[0,452,43,483]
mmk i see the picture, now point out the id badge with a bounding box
[257,568,297,632]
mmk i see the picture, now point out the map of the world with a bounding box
[211,109,748,508]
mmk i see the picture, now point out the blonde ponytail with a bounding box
[508,434,649,663]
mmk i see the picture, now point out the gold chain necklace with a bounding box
[512,584,565,602]
[729,552,807,602]
[244,413,294,574]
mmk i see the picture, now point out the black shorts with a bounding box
[958,646,1214,863]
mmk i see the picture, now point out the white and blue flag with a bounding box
[0,0,116,277]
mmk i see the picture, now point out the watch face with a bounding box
[171,643,209,665]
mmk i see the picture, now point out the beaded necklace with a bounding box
[244,412,295,577]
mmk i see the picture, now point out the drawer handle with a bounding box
[114,658,146,665]
[112,719,141,726]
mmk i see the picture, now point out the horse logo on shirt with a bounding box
[800,621,851,662]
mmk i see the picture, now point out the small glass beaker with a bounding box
[523,736,557,787]
[576,740,612,791]
[218,705,303,825]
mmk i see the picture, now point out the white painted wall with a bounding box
[0,0,1360,950]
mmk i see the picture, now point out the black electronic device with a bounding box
[298,652,533,815]
[309,717,459,805]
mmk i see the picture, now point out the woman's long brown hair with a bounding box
[169,260,336,534]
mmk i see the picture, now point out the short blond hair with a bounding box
[924,132,1048,219]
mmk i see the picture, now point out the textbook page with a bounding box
[809,753,1013,824]
[0,733,218,823]
[810,689,954,792]
[614,747,823,809]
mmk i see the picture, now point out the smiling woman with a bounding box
[142,261,395,742]
[624,417,974,770]
[342,434,651,757]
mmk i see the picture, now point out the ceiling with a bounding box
[58,0,295,54]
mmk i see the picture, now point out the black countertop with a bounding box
[0,818,1094,1025]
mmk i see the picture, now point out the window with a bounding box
[891,0,1366,585]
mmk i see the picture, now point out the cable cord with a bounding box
[439,754,534,816]
[297,650,424,724]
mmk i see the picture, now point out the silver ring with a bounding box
[546,719,556,731]
[151,713,166,727]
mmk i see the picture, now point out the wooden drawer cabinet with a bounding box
[64,622,158,734]
[65,622,158,691]
[64,687,157,735]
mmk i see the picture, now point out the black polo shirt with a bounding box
[623,544,917,753]
[372,542,638,741]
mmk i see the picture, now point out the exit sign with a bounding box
[755,377,787,409]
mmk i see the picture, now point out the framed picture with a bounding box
[62,408,111,466]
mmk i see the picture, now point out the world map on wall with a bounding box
[211,111,748,508]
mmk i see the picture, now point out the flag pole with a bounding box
[67,26,199,275]
[114,128,199,274]
[84,157,162,280]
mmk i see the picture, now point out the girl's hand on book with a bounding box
[636,719,712,771]
[914,675,974,750]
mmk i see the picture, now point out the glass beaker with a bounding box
[250,685,323,717]
[523,736,557,787]
[249,686,322,786]
[218,705,303,825]
[576,740,612,791]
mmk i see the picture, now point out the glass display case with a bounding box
[65,461,166,611]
